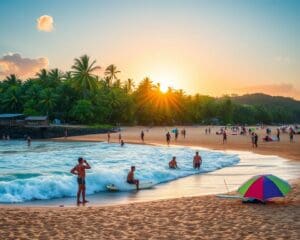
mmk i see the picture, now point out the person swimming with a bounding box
[127,166,139,190]
[169,156,178,169]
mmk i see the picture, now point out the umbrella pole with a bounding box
[224,179,230,194]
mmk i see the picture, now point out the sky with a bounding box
[0,0,299,99]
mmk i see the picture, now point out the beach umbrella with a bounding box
[238,174,291,201]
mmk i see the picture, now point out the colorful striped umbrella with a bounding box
[238,174,291,201]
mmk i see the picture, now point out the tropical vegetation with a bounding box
[1,55,300,125]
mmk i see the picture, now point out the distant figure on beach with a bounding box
[254,133,258,147]
[2,134,5,140]
[169,156,178,169]
[277,128,280,141]
[127,166,139,190]
[193,151,202,170]
[205,128,208,134]
[141,130,144,142]
[107,131,110,143]
[222,131,227,144]
[64,128,68,138]
[27,136,31,146]
[182,128,186,138]
[251,133,255,147]
[289,129,294,142]
[166,132,171,145]
[208,127,211,134]
[118,133,122,143]
[6,134,10,140]
[121,139,124,147]
[175,128,178,141]
[70,157,91,204]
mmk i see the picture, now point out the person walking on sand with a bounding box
[193,151,202,170]
[289,129,294,142]
[175,128,178,141]
[254,133,258,148]
[141,130,145,142]
[127,166,139,190]
[70,157,91,204]
[166,132,171,146]
[251,132,255,148]
[118,133,122,143]
[169,156,178,169]
[277,128,280,141]
[222,131,227,144]
[107,131,110,143]
[182,128,186,138]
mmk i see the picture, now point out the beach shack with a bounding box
[0,113,25,126]
[25,116,49,127]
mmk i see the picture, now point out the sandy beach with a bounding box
[1,126,299,239]
[64,126,300,161]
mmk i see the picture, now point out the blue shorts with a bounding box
[77,178,85,185]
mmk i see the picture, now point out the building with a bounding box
[0,113,25,126]
[25,116,49,127]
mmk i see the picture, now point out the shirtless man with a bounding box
[169,156,178,169]
[127,166,139,190]
[193,151,202,170]
[70,157,91,204]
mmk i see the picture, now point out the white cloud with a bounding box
[37,15,54,32]
[0,53,49,79]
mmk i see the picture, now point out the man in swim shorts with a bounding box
[193,151,202,170]
[169,156,178,169]
[70,157,91,204]
[127,166,139,190]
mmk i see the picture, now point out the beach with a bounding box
[1,126,299,239]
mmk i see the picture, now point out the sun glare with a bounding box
[160,82,169,93]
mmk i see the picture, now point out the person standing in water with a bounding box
[289,129,294,142]
[141,130,144,142]
[121,139,124,147]
[166,132,171,146]
[193,151,202,170]
[127,166,139,190]
[27,136,31,146]
[70,157,91,204]
[169,156,178,169]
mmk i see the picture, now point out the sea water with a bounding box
[0,140,239,203]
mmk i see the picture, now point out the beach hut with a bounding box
[0,113,25,126]
[25,116,49,127]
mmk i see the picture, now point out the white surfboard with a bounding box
[106,181,153,191]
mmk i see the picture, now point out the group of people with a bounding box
[71,151,203,204]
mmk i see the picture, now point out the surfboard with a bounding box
[106,181,153,191]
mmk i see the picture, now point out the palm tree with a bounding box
[36,69,48,84]
[71,55,101,98]
[104,64,121,87]
[48,68,63,84]
[39,88,58,116]
[124,78,135,93]
[4,74,21,85]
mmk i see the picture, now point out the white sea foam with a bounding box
[0,141,239,202]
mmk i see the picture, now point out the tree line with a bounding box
[1,55,299,125]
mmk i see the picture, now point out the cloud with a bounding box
[0,53,49,79]
[37,15,54,32]
[235,83,300,100]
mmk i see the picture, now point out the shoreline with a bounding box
[1,126,299,239]
[1,142,299,208]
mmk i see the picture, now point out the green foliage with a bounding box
[1,55,299,125]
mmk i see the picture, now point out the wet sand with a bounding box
[1,126,299,239]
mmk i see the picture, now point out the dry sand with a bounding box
[1,126,299,239]
[1,181,299,239]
